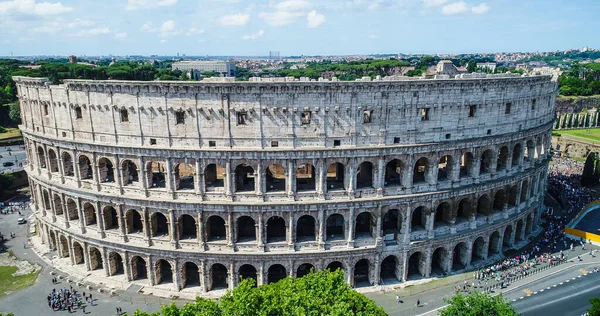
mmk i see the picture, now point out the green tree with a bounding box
[466,59,477,72]
[439,292,518,316]
[8,102,20,124]
[582,152,598,186]
[589,293,600,316]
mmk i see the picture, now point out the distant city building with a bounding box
[69,55,77,63]
[476,62,497,72]
[172,60,236,79]
[435,60,467,76]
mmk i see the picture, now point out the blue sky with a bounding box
[0,0,599,56]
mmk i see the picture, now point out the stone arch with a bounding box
[266,216,286,243]
[326,162,345,190]
[480,149,493,174]
[355,212,373,238]
[121,160,139,186]
[407,251,425,278]
[435,202,453,226]
[88,247,103,270]
[37,146,46,168]
[489,231,501,254]
[72,241,84,265]
[297,263,315,278]
[515,219,524,241]
[78,155,93,180]
[98,157,115,183]
[413,157,429,184]
[326,214,345,241]
[326,261,344,273]
[52,194,63,215]
[182,262,200,288]
[508,185,519,206]
[385,159,405,187]
[457,198,474,222]
[472,237,486,263]
[131,256,147,280]
[493,189,506,212]
[234,163,255,192]
[497,146,509,171]
[503,225,513,247]
[296,163,316,191]
[452,242,468,271]
[431,247,449,275]
[525,139,536,161]
[207,215,226,241]
[521,180,529,203]
[382,209,401,237]
[239,264,257,284]
[438,155,453,182]
[147,161,166,188]
[179,214,197,240]
[477,194,492,216]
[204,163,225,190]
[266,163,286,192]
[62,152,74,176]
[411,206,426,230]
[268,264,287,284]
[380,255,399,281]
[236,216,256,242]
[83,202,97,226]
[512,143,522,167]
[103,206,119,230]
[354,259,370,286]
[155,259,173,284]
[108,252,124,276]
[174,162,195,190]
[460,152,474,178]
[125,209,143,234]
[150,212,168,237]
[356,161,374,189]
[47,149,59,173]
[296,215,316,242]
[66,198,78,221]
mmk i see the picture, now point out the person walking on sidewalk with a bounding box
[416,299,420,307]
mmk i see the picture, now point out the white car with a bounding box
[17,218,26,224]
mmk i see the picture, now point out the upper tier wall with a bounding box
[13,76,557,150]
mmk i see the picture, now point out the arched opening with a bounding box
[179,214,197,240]
[452,242,468,271]
[48,149,59,173]
[457,198,473,222]
[411,206,426,231]
[42,191,51,211]
[296,215,315,242]
[174,163,195,190]
[413,157,429,184]
[493,190,506,212]
[239,264,257,284]
[503,225,513,247]
[268,264,287,284]
[89,247,103,270]
[131,256,147,280]
[385,159,404,187]
[438,155,453,182]
[297,263,315,278]
[521,180,529,203]
[66,199,79,221]
[477,194,492,216]
[147,161,166,188]
[512,144,522,167]
[98,158,115,183]
[472,237,486,263]
[62,152,74,176]
[155,259,173,284]
[525,140,535,161]
[327,261,343,273]
[78,155,93,180]
[83,203,97,226]
[125,209,142,234]
[326,162,345,190]
[266,164,286,192]
[121,160,139,186]
[508,185,519,206]
[356,161,374,189]
[489,231,501,255]
[182,262,200,288]
[37,147,46,168]
[53,194,63,215]
[266,216,286,243]
[355,212,373,238]
[431,247,448,275]
[326,214,344,241]
[109,252,124,276]
[380,256,398,281]
[497,146,509,171]
[207,216,226,242]
[515,220,524,241]
[235,164,255,192]
[204,164,225,189]
[296,163,316,191]
[354,259,370,286]
[72,242,84,264]
[382,209,400,238]
[460,152,473,178]
[103,206,119,230]
[435,202,452,227]
[407,252,424,278]
[480,150,493,174]
[210,263,228,290]
[236,216,256,242]
[150,212,168,237]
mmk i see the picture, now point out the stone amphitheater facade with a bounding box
[14,74,556,295]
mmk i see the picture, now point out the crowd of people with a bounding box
[46,285,93,313]
[547,156,595,215]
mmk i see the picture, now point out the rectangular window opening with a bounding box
[175,110,185,124]
[62,132,66,137]
[531,99,536,110]
[468,105,476,117]
[393,137,400,144]
[301,111,311,125]
[271,141,279,147]
[445,133,451,139]
[421,108,430,121]
[75,107,82,119]
[237,111,247,125]
[209,141,216,147]
[333,140,341,147]
[487,129,492,135]
[505,103,511,114]
[120,108,129,122]
[363,110,373,123]
[43,104,49,116]
[150,138,157,145]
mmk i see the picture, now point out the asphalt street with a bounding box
[0,144,26,174]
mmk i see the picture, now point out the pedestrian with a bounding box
[22,242,26,249]
[396,295,400,304]
[116,307,120,315]
[416,299,420,307]
[82,306,86,313]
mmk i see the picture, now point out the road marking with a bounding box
[533,291,538,294]
[566,280,570,283]
[512,299,517,302]
[553,285,557,287]
[560,282,564,284]
[519,296,524,300]
[572,277,577,280]
[580,269,589,274]
[578,275,582,278]
[523,289,533,296]
[540,289,544,292]
[546,287,551,290]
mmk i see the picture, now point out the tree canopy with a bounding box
[439,292,518,316]
[588,293,600,316]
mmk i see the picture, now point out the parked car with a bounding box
[17,218,26,224]
[2,162,14,167]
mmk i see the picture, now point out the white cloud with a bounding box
[69,27,111,37]
[0,0,73,16]
[242,29,264,40]
[114,32,128,40]
[259,11,304,27]
[471,2,489,14]
[275,0,312,12]
[126,0,178,10]
[186,27,204,36]
[158,20,180,37]
[218,13,250,26]
[442,1,468,15]
[141,22,156,32]
[306,10,325,28]
[422,0,448,8]
[33,18,95,33]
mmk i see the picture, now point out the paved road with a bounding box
[0,144,26,174]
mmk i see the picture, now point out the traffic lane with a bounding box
[512,271,600,316]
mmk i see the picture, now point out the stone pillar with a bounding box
[91,152,100,191]
[287,212,295,250]
[142,207,151,245]
[67,236,75,265]
[169,209,178,248]
[196,160,204,197]
[424,247,432,277]
[123,251,132,281]
[317,209,325,250]
[317,158,326,198]
[226,212,234,248]
[228,262,235,290]
[76,198,86,234]
[505,152,513,173]
[57,148,65,183]
[257,261,265,286]
[401,250,409,282]
[428,159,438,187]
[225,160,233,197]
[117,204,127,241]
[83,242,91,271]
[198,212,206,250]
[200,259,208,293]
[464,242,473,267]
[287,160,295,198]
[376,157,385,196]
[373,253,380,286]
[256,162,264,197]
[114,154,124,194]
[347,207,355,248]
[375,206,383,245]
[101,247,110,277]
[139,157,149,197]
[147,255,156,286]
[257,212,265,251]
[427,212,435,239]
[173,259,182,291]
[95,201,105,238]
[347,158,356,196]
[165,158,174,194]
[451,156,461,183]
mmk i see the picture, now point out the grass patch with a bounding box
[0,127,21,140]
[555,128,600,144]
[0,266,40,297]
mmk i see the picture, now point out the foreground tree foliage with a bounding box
[132,270,386,316]
[439,292,518,316]
[589,293,600,316]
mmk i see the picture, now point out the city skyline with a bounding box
[0,0,599,56]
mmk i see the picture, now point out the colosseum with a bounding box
[13,73,556,296]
